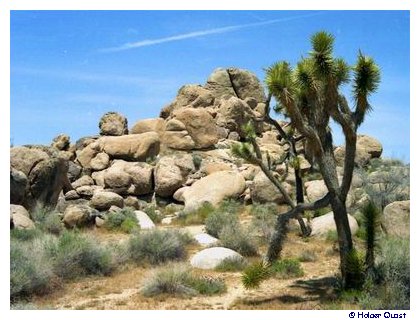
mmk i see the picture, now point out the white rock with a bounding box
[161,216,175,225]
[190,247,243,269]
[193,233,219,247]
[135,210,155,229]
[310,212,358,237]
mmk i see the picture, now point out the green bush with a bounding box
[144,205,162,223]
[104,208,139,233]
[359,237,409,309]
[271,258,304,279]
[192,153,203,170]
[215,256,248,272]
[31,206,64,235]
[10,237,56,299]
[142,264,226,297]
[178,202,215,226]
[10,228,43,241]
[325,230,338,242]
[46,231,114,279]
[205,202,239,237]
[218,225,258,257]
[127,229,187,265]
[249,203,277,243]
[43,214,64,235]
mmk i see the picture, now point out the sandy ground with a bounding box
[31,227,347,310]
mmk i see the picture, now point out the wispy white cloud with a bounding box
[100,12,324,53]
[11,67,178,88]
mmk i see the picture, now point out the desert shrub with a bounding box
[298,250,317,262]
[177,202,215,226]
[249,203,277,243]
[218,225,258,256]
[42,214,64,235]
[105,211,126,228]
[31,206,64,235]
[205,201,239,237]
[271,258,304,279]
[215,256,248,272]
[10,302,39,310]
[143,204,162,223]
[192,153,202,170]
[45,231,114,279]
[10,237,56,299]
[105,208,139,233]
[127,229,187,265]
[142,264,226,297]
[10,228,43,241]
[325,230,338,242]
[359,237,409,309]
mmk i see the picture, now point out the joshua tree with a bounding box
[235,31,380,289]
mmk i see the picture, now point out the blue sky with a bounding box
[10,10,409,161]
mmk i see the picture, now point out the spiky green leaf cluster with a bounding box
[361,201,381,270]
[242,261,272,289]
[242,121,257,140]
[345,248,365,290]
[265,30,380,129]
[265,61,294,95]
[231,142,254,162]
[310,31,335,77]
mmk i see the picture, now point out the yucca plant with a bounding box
[242,261,272,289]
[361,201,381,272]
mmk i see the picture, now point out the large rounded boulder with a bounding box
[99,111,128,136]
[190,247,243,270]
[171,108,218,149]
[99,132,160,162]
[181,171,246,213]
[250,171,293,204]
[383,200,410,238]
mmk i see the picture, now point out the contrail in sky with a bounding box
[100,12,324,53]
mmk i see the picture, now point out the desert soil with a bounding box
[31,225,351,310]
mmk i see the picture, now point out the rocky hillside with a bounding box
[10,67,409,232]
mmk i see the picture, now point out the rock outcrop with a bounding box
[181,171,246,213]
[99,111,128,136]
[383,200,410,238]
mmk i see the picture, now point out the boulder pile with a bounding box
[10,67,389,230]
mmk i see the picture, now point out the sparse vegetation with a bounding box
[45,231,115,279]
[127,229,188,265]
[359,237,409,309]
[143,204,162,224]
[104,208,139,233]
[205,200,240,237]
[218,225,258,257]
[142,264,226,297]
[192,153,203,170]
[298,250,317,262]
[10,237,56,299]
[177,202,215,226]
[242,261,272,289]
[249,203,277,243]
[271,258,304,279]
[215,256,248,272]
[325,230,338,242]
